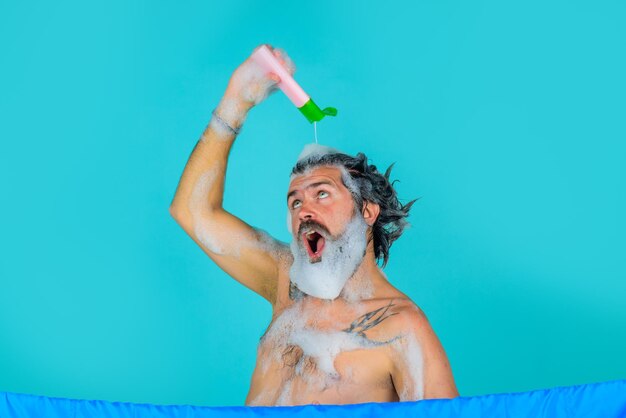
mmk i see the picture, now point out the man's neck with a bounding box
[336,248,393,302]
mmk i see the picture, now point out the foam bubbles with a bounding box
[255,297,424,404]
[237,59,279,105]
[296,143,342,163]
[288,329,380,377]
[337,165,362,200]
[208,46,297,140]
[259,302,306,374]
[275,381,294,406]
[289,211,369,300]
[188,167,225,253]
[392,332,425,401]
[207,98,248,140]
[289,145,361,203]
[256,228,292,265]
[260,303,368,380]
[273,47,296,75]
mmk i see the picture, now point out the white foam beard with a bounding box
[289,211,369,300]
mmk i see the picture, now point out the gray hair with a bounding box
[291,151,418,268]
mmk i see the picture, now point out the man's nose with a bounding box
[297,199,317,221]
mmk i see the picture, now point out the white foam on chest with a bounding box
[287,328,376,377]
[257,300,425,403]
[261,302,376,377]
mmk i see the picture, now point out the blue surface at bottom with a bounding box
[2,380,625,417]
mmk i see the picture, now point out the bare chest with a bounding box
[245,302,400,406]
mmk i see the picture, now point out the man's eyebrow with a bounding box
[287,180,336,201]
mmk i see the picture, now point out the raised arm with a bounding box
[169,44,295,305]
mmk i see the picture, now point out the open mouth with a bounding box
[302,230,326,262]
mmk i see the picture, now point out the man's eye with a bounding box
[291,200,302,209]
[318,191,329,199]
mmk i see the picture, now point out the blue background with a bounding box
[1,0,624,407]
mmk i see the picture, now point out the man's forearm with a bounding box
[169,94,251,217]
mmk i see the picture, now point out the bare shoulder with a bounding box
[348,296,432,347]
[388,300,450,369]
[382,298,460,399]
[389,299,434,338]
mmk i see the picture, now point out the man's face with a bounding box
[287,166,356,263]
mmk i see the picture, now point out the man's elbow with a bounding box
[169,204,182,219]
[169,201,195,220]
[169,204,194,232]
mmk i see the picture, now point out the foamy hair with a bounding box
[287,145,371,301]
[290,145,416,268]
[289,212,368,300]
[337,165,361,200]
[286,145,328,235]
[289,144,362,202]
[295,143,342,163]
[287,144,362,237]
[289,144,346,184]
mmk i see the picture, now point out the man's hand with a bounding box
[216,44,297,131]
[227,44,296,106]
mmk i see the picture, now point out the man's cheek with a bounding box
[326,214,346,236]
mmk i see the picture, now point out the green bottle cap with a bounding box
[298,98,338,123]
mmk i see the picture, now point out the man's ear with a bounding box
[362,201,381,226]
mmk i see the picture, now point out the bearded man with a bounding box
[169,44,459,406]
